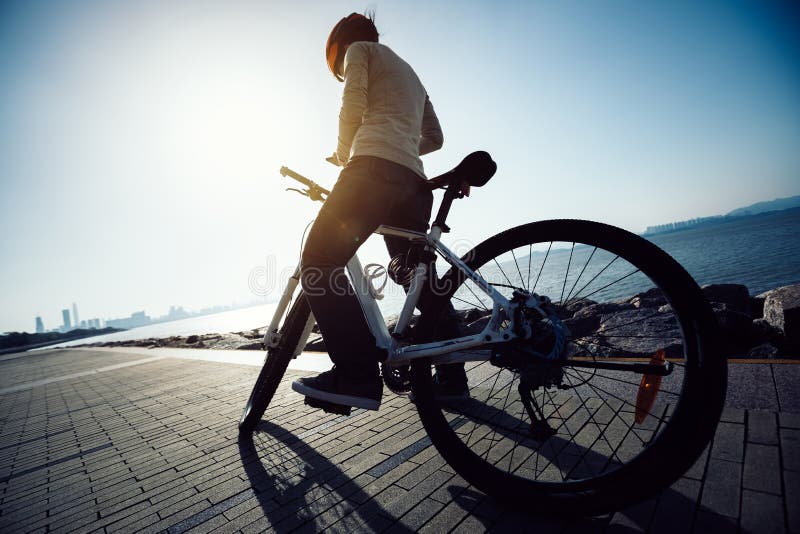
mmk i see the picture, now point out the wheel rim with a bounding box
[422,221,707,489]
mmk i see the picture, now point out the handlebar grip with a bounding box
[278,166,331,197]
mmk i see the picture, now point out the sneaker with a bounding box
[292,368,382,411]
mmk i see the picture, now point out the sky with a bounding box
[1,0,799,333]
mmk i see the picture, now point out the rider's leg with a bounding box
[383,190,468,395]
[295,157,425,410]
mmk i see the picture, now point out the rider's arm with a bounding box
[335,43,369,165]
[419,94,443,156]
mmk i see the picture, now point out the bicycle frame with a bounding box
[263,223,517,368]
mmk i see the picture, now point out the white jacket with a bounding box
[336,41,443,178]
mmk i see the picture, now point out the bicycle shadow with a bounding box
[237,420,414,533]
[436,398,731,531]
[445,483,733,532]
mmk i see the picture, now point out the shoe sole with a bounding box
[291,380,381,411]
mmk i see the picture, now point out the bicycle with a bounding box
[239,151,727,514]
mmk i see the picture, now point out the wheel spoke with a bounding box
[532,242,552,292]
[564,255,620,306]
[492,258,515,288]
[569,268,641,303]
[511,248,525,291]
[559,243,575,304]
[565,246,598,303]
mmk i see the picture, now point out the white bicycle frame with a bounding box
[263,223,519,367]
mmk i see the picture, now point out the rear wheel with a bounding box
[239,293,311,433]
[411,219,726,514]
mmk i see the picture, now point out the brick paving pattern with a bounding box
[0,348,798,533]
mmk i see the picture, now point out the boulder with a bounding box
[626,287,668,309]
[749,318,784,348]
[573,302,633,319]
[236,329,264,340]
[750,296,765,319]
[712,305,753,355]
[563,314,601,339]
[761,283,800,349]
[559,298,596,318]
[590,308,683,358]
[747,343,780,359]
[702,284,751,315]
[236,342,264,350]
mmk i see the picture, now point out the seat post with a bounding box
[431,181,460,233]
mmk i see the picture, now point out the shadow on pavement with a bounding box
[445,476,731,532]
[237,421,413,532]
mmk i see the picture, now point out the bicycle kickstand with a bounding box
[518,382,557,441]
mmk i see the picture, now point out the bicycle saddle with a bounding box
[430,151,497,188]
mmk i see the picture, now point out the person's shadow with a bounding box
[237,420,414,532]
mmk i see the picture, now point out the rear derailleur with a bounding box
[488,290,572,440]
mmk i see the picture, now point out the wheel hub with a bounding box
[490,289,571,390]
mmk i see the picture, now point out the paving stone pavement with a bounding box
[0,348,798,533]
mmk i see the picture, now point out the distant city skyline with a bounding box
[18,301,259,336]
[1,1,798,333]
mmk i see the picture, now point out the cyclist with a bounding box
[292,12,469,411]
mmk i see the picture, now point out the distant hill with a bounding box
[643,194,800,236]
[726,195,800,217]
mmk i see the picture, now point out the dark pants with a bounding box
[300,156,456,378]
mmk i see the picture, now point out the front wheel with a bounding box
[239,293,311,433]
[411,219,726,515]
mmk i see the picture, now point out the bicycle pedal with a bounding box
[304,396,352,416]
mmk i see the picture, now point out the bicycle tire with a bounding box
[411,219,726,514]
[239,293,311,433]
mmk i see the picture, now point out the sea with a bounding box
[50,208,800,348]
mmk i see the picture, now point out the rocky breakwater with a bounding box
[307,283,800,359]
[84,329,266,351]
[561,282,800,359]
[85,282,800,359]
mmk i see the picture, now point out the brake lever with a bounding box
[286,186,327,202]
[286,187,310,197]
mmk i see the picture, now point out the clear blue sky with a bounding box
[1,0,798,333]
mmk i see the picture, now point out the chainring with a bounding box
[381,361,412,394]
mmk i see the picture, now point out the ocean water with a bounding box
[51,209,800,347]
[646,209,800,295]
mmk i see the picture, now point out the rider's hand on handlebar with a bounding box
[326,153,344,167]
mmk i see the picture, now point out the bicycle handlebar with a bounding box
[279,166,331,201]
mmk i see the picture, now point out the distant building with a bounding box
[87,318,101,329]
[35,316,44,334]
[72,302,79,327]
[62,309,72,331]
[165,305,190,321]
[105,311,151,330]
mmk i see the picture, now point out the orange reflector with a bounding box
[635,349,666,424]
